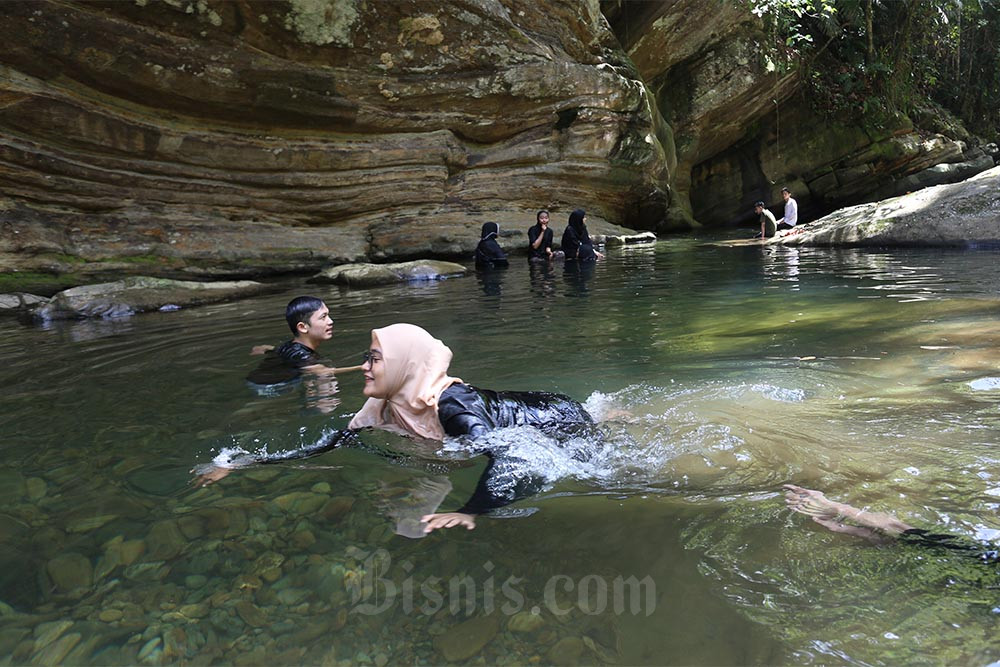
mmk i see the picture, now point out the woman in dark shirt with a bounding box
[474,222,509,269]
[561,208,603,261]
[527,210,555,261]
[198,324,597,534]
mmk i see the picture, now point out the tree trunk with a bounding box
[865,0,874,66]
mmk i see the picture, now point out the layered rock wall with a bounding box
[1,0,993,281]
[1,0,667,277]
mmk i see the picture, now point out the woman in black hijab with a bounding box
[474,222,509,269]
[560,209,603,261]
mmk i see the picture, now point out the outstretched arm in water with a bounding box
[783,484,914,542]
[193,429,360,487]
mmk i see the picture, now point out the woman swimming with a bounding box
[197,324,599,534]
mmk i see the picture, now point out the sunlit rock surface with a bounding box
[774,165,1000,247]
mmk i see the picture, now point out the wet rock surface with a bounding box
[774,165,1000,247]
[31,276,269,321]
[310,260,469,287]
[0,292,48,317]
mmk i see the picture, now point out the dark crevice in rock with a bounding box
[554,108,579,131]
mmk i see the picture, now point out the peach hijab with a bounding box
[347,323,461,441]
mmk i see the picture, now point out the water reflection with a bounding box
[563,260,596,296]
[527,260,558,299]
[762,245,800,288]
[475,266,506,298]
[3,240,1000,664]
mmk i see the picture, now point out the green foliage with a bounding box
[0,271,80,296]
[749,0,1000,137]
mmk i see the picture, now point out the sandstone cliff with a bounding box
[1,0,993,281]
[1,0,667,278]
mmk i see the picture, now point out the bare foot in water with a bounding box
[783,483,913,537]
[783,484,844,520]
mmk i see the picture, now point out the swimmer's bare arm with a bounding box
[250,345,274,355]
[302,363,364,375]
[193,430,358,487]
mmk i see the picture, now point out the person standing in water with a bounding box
[474,222,509,269]
[527,210,557,261]
[200,323,600,533]
[561,209,603,261]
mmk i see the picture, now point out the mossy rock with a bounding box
[310,260,468,287]
[0,272,81,297]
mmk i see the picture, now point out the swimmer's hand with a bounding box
[191,464,233,487]
[421,512,476,533]
[250,345,274,355]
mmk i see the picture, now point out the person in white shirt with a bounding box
[776,187,798,231]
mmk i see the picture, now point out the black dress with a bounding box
[236,382,597,514]
[475,222,509,269]
[561,224,596,261]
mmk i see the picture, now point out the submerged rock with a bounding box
[32,277,268,321]
[547,636,588,666]
[507,610,546,634]
[433,615,499,662]
[775,165,1000,247]
[310,260,468,287]
[46,553,93,594]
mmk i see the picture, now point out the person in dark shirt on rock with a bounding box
[246,296,338,410]
[474,222,509,269]
[561,208,603,262]
[201,323,601,534]
[754,201,777,238]
[527,209,559,262]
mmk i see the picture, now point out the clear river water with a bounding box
[3,234,1000,665]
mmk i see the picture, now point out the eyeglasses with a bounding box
[362,351,382,365]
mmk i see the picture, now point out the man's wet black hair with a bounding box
[781,187,791,194]
[754,200,765,208]
[286,296,325,335]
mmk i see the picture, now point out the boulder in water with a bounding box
[32,276,268,321]
[310,260,468,287]
[0,292,48,317]
[776,165,1000,247]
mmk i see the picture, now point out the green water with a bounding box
[3,237,1000,665]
